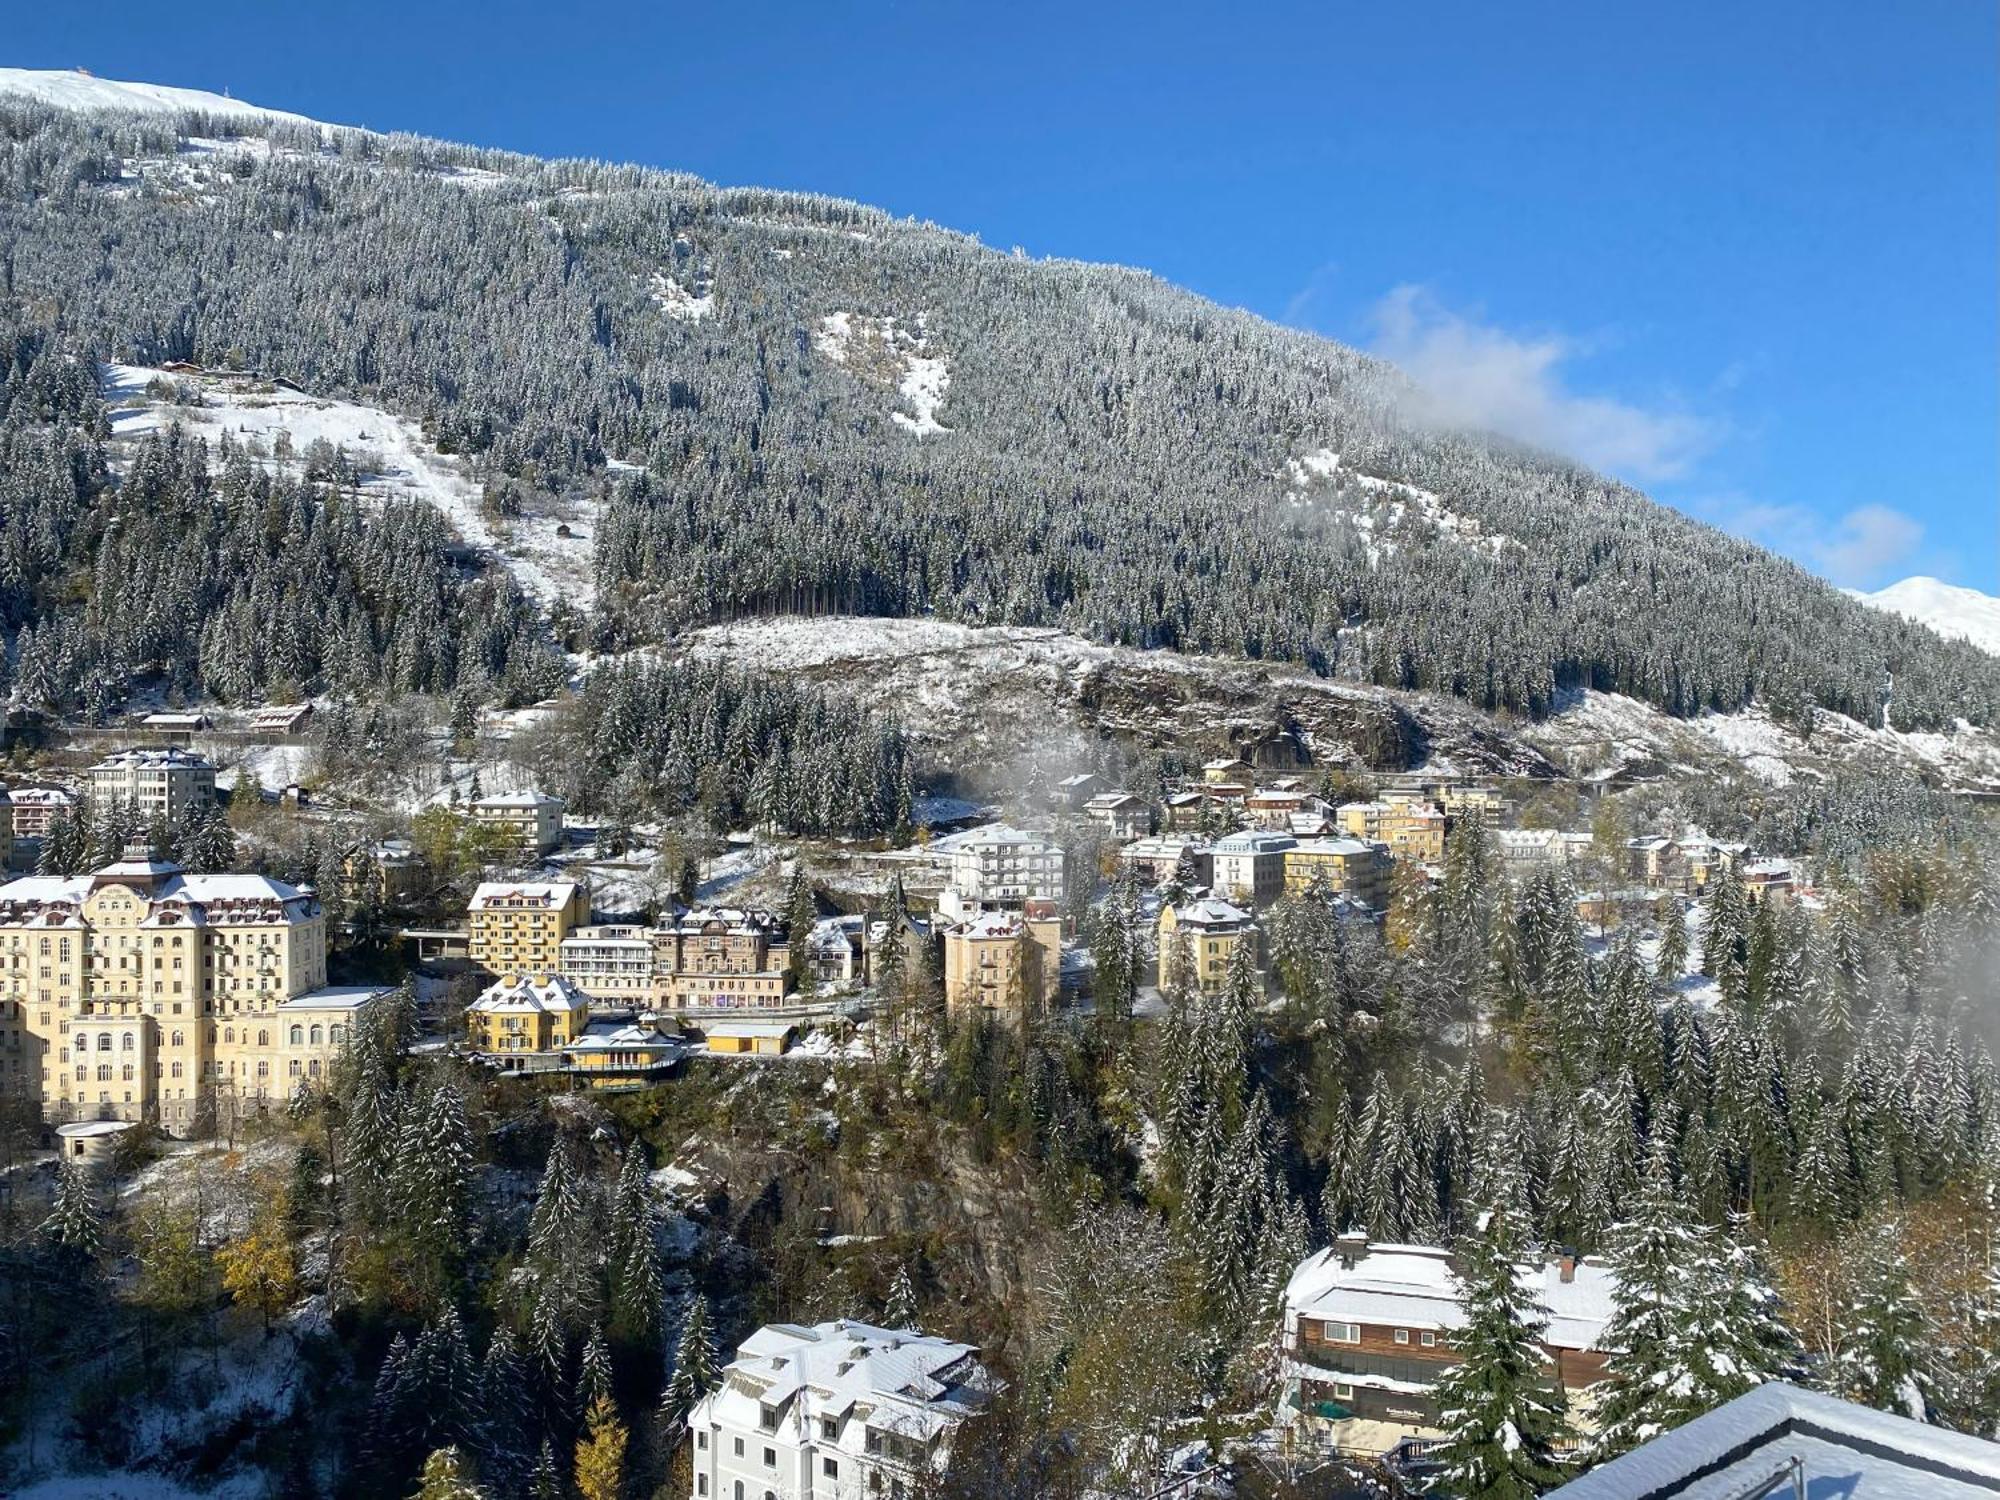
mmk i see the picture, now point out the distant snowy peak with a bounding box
[1850,577,2000,657]
[0,67,334,130]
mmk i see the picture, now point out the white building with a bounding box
[468,790,566,857]
[1209,830,1296,909]
[942,825,1064,918]
[87,748,217,823]
[688,1320,1001,1500]
[1495,828,1567,880]
[558,924,656,1001]
[8,786,76,841]
[1082,791,1149,843]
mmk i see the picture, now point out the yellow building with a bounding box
[465,972,590,1065]
[943,909,1062,1017]
[559,1018,685,1087]
[1336,801,1445,864]
[1157,897,1256,993]
[703,1020,797,1055]
[468,879,590,976]
[1283,838,1391,910]
[0,845,376,1135]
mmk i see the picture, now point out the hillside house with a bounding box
[1082,791,1150,842]
[1157,897,1256,993]
[943,904,1061,1016]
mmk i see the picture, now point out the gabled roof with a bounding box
[1545,1382,2000,1499]
[470,972,589,1015]
[1285,1241,1614,1353]
[470,879,580,910]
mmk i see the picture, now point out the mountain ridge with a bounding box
[1850,576,2000,658]
[1,73,1997,738]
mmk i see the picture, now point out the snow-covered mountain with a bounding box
[1850,577,2000,658]
[0,67,331,129]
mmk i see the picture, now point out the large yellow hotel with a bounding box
[0,843,384,1136]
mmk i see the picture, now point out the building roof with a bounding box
[470,972,589,1015]
[1211,830,1298,855]
[0,863,316,924]
[469,879,581,910]
[953,823,1060,851]
[1289,837,1377,859]
[1545,1382,2000,1500]
[1284,1241,1615,1353]
[90,746,214,771]
[704,1020,798,1040]
[698,1320,998,1448]
[1084,791,1144,811]
[951,910,1048,942]
[471,790,563,810]
[1167,897,1253,932]
[8,787,75,807]
[277,984,392,1012]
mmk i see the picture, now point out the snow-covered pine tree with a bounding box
[1430,1128,1567,1500]
[1835,1219,1935,1421]
[39,1156,103,1260]
[412,1445,486,1500]
[659,1294,720,1427]
[884,1263,919,1330]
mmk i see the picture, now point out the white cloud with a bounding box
[1706,496,1926,590]
[1364,284,1713,483]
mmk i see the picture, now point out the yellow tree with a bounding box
[573,1394,628,1500]
[217,1192,299,1336]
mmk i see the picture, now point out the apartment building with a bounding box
[1439,784,1509,828]
[558,924,656,1001]
[468,790,566,857]
[467,879,590,976]
[943,826,1065,915]
[653,907,793,1011]
[9,786,76,841]
[1210,830,1297,909]
[0,845,378,1135]
[1335,801,1445,864]
[1283,1235,1613,1448]
[687,1320,1000,1500]
[1118,834,1211,888]
[1082,792,1150,843]
[465,972,590,1064]
[943,905,1062,1016]
[87,748,217,823]
[1283,838,1390,910]
[1156,897,1256,993]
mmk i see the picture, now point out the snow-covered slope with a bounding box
[0,67,333,129]
[1851,577,2000,657]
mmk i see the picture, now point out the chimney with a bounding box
[1334,1229,1369,1271]
[1558,1249,1578,1284]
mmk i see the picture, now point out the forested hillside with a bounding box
[2,96,1998,730]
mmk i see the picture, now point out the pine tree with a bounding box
[884,1263,919,1330]
[1655,897,1689,984]
[393,1075,475,1305]
[411,1446,486,1500]
[39,1157,103,1260]
[475,1328,534,1488]
[573,1393,628,1500]
[1835,1220,1934,1421]
[528,1439,563,1500]
[578,1325,615,1412]
[659,1295,720,1427]
[1430,1133,1567,1499]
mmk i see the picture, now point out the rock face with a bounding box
[685,615,1562,781]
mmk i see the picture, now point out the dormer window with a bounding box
[759,1404,779,1433]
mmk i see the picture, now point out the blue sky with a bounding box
[12,0,1996,590]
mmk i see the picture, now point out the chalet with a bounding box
[559,1017,686,1088]
[1284,1235,1614,1450]
[806,913,868,989]
[1202,757,1255,786]
[1162,791,1209,831]
[1050,772,1102,808]
[247,703,313,735]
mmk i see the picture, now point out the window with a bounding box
[289,1025,304,1045]
[820,1418,838,1441]
[1321,1320,1361,1344]
[1394,1329,1410,1345]
[1420,1330,1437,1348]
[759,1405,778,1433]
[733,1438,744,1458]
[697,1432,707,1450]
[696,1480,707,1497]
[823,1458,839,1479]
[1333,1382,1356,1400]
[763,1447,776,1469]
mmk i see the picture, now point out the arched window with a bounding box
[97,1034,112,1051]
[224,1027,235,1044]
[121,1064,133,1081]
[330,1025,346,1044]
[309,1025,323,1045]
[122,1033,135,1051]
[288,1059,302,1077]
[171,1030,184,1047]
[289,1025,304,1046]
[257,1029,269,1047]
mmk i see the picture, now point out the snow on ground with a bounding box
[1850,576,2000,657]
[215,743,316,795]
[1686,709,1798,787]
[0,67,335,130]
[650,271,714,320]
[99,364,593,610]
[1283,446,1510,558]
[814,312,952,436]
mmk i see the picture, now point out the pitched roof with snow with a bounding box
[1284,1241,1614,1353]
[469,972,589,1015]
[1167,897,1253,932]
[469,879,581,910]
[1211,830,1297,856]
[0,863,317,925]
[1544,1382,2000,1499]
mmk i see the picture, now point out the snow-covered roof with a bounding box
[1289,837,1377,858]
[90,746,214,771]
[471,790,563,810]
[1084,791,1143,810]
[953,823,1060,850]
[951,910,1047,941]
[697,1320,998,1450]
[0,864,316,925]
[277,985,391,1012]
[470,973,589,1015]
[1211,831,1297,855]
[1167,897,1253,931]
[704,1020,798,1040]
[469,880,580,910]
[7,787,75,807]
[1545,1382,2000,1499]
[1284,1241,1614,1353]
[55,1119,137,1139]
